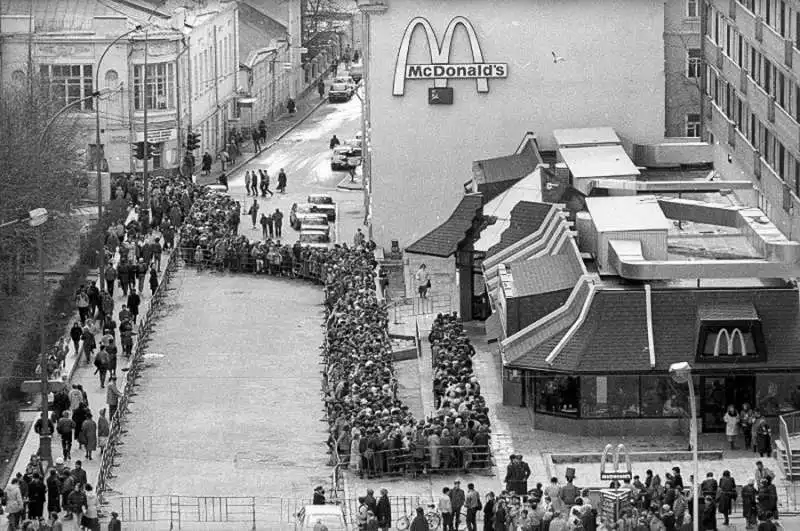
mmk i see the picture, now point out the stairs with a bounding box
[775,438,800,481]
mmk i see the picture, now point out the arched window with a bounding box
[11,69,26,83]
[104,69,119,88]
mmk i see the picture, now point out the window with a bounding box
[133,62,176,110]
[641,376,699,418]
[534,375,579,417]
[696,322,766,362]
[687,49,702,78]
[580,376,640,418]
[151,141,163,169]
[39,64,93,110]
[755,374,800,415]
[687,0,699,17]
[686,113,701,137]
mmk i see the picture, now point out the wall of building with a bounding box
[366,0,666,249]
[403,254,457,303]
[664,0,702,137]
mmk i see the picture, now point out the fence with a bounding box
[176,246,326,283]
[96,246,180,503]
[338,444,493,478]
[390,294,453,324]
[116,495,425,529]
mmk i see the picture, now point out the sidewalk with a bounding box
[6,235,173,492]
[196,75,332,188]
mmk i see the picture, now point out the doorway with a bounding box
[701,375,756,432]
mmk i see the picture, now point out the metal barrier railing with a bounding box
[390,294,453,324]
[337,444,493,478]
[96,246,180,505]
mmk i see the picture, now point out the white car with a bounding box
[307,194,336,221]
[298,229,332,249]
[295,504,347,529]
[300,214,330,235]
[346,131,363,148]
[332,76,356,94]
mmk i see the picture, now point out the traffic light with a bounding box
[133,141,145,160]
[186,131,200,151]
[145,142,158,160]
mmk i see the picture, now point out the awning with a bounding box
[405,194,483,257]
[237,98,258,107]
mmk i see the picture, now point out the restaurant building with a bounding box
[359,0,708,250]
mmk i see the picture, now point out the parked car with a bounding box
[331,145,362,171]
[295,504,347,529]
[328,82,352,103]
[307,194,336,221]
[300,213,330,235]
[291,203,331,230]
[345,131,363,148]
[298,230,332,249]
[332,76,356,95]
[349,63,363,83]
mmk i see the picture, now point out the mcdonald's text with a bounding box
[405,63,508,80]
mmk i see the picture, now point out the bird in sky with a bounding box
[552,51,566,63]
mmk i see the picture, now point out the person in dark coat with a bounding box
[701,495,717,530]
[127,287,141,323]
[717,470,737,526]
[409,507,430,531]
[757,478,778,520]
[26,472,46,518]
[376,488,391,531]
[70,322,82,356]
[202,152,212,175]
[482,492,495,531]
[742,479,757,528]
[493,500,507,531]
[149,265,158,296]
[277,168,287,193]
[755,421,772,457]
[46,469,61,514]
[72,403,88,450]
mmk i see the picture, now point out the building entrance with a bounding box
[701,375,756,432]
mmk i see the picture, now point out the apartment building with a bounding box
[702,0,800,238]
[665,0,704,137]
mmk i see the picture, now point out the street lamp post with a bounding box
[670,361,699,531]
[29,208,50,463]
[94,26,143,290]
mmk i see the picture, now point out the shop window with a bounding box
[696,322,766,362]
[641,376,699,418]
[580,376,640,418]
[534,375,579,417]
[755,374,800,416]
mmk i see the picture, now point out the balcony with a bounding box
[744,75,800,150]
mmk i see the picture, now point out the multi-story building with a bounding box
[0,0,238,179]
[665,0,704,137]
[702,0,800,239]
[357,0,705,251]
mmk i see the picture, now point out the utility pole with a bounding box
[142,33,150,227]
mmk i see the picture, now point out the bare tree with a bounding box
[302,0,355,46]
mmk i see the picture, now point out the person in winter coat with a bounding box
[72,403,89,450]
[149,265,158,296]
[56,411,75,460]
[135,258,147,293]
[757,478,778,520]
[717,470,737,526]
[27,472,46,519]
[376,488,391,531]
[277,168,287,193]
[75,288,90,324]
[127,288,141,323]
[202,152,213,175]
[755,417,772,457]
[409,507,430,531]
[724,405,739,450]
[5,478,25,528]
[117,261,130,296]
[69,322,82,355]
[248,199,259,229]
[80,325,96,364]
[46,469,62,514]
[701,495,717,530]
[97,409,110,456]
[741,479,757,528]
[94,346,109,388]
[80,413,97,460]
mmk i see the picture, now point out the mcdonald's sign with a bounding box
[393,17,508,97]
[713,328,748,356]
[600,443,633,481]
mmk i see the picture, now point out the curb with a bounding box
[221,98,327,177]
[336,175,364,191]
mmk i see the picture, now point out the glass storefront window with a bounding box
[756,374,800,416]
[581,376,640,418]
[641,376,699,418]
[534,376,579,417]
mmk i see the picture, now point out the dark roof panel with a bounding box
[405,194,483,257]
[486,201,553,259]
[697,301,759,322]
[510,254,584,297]
[473,146,540,186]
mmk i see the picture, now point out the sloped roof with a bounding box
[473,146,540,186]
[486,201,553,259]
[0,0,152,32]
[405,194,483,257]
[238,1,287,60]
[510,254,584,297]
[507,287,800,373]
[243,0,288,26]
[697,301,759,321]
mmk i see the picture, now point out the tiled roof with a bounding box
[697,301,759,321]
[486,201,552,259]
[506,287,800,373]
[510,254,584,297]
[405,194,483,257]
[238,1,287,60]
[473,147,539,186]
[1,0,124,32]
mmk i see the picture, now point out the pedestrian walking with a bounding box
[318,79,326,99]
[260,213,269,240]
[718,470,737,526]
[330,135,340,149]
[218,172,229,192]
[75,287,90,325]
[252,130,262,153]
[375,488,391,531]
[465,483,482,531]
[249,199,259,229]
[27,472,46,520]
[81,413,97,460]
[103,265,117,298]
[108,511,122,531]
[218,149,230,171]
[724,405,739,449]
[70,322,82,356]
[450,481,465,531]
[5,478,25,529]
[149,265,158,296]
[415,263,430,299]
[82,484,99,531]
[106,376,123,420]
[354,228,365,247]
[80,324,96,364]
[202,152,213,175]
[135,258,147,293]
[97,409,110,456]
[277,168,287,193]
[127,288,141,323]
[117,261,130,296]
[245,171,253,195]
[47,470,62,514]
[439,487,454,531]
[56,411,75,460]
[87,281,100,319]
[93,346,109,388]
[152,237,163,271]
[273,208,283,238]
[260,169,274,197]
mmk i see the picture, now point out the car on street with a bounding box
[307,194,336,221]
[300,213,330,235]
[331,145,362,171]
[345,131,363,148]
[295,504,347,529]
[328,81,352,103]
[298,229,332,249]
[290,203,331,230]
[349,63,363,83]
[332,76,356,94]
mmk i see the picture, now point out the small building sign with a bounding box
[136,129,176,143]
[428,87,453,105]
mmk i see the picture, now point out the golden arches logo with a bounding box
[600,443,632,481]
[713,328,747,356]
[393,17,508,96]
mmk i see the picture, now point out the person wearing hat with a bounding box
[108,510,122,531]
[313,486,326,505]
[741,478,757,528]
